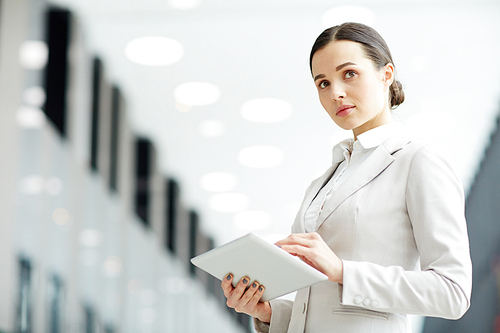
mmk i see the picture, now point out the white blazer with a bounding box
[255,130,472,333]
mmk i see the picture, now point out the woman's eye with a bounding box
[319,81,329,89]
[345,71,356,79]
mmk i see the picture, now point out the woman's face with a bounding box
[311,40,394,138]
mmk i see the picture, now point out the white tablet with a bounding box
[190,233,328,302]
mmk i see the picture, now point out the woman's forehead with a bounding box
[311,41,371,73]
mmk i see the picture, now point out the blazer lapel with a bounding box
[294,162,341,233]
[315,131,411,230]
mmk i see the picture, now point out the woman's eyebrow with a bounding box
[336,62,357,71]
[314,62,358,81]
[314,74,325,82]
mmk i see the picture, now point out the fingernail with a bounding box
[252,282,257,288]
[276,245,281,248]
[226,274,232,280]
[243,278,248,284]
[259,286,264,292]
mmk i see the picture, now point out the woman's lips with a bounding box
[336,105,355,117]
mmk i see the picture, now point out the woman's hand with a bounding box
[221,274,272,323]
[275,232,343,284]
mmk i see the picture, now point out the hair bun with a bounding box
[390,80,405,109]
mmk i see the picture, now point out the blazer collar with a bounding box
[315,130,412,230]
[294,129,412,233]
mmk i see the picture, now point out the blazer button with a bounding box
[362,298,371,306]
[302,303,307,313]
[354,295,363,305]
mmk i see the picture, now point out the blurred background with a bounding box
[1,0,499,332]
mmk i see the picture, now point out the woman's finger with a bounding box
[275,233,317,248]
[235,280,261,312]
[221,273,234,297]
[249,283,265,306]
[226,276,250,308]
[275,233,343,283]
[279,240,317,259]
[234,276,250,296]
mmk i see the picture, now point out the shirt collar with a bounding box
[356,122,403,149]
[331,122,405,164]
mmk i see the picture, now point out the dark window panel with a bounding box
[166,178,179,253]
[90,57,103,172]
[84,305,95,333]
[43,8,71,137]
[15,257,32,333]
[135,138,152,226]
[104,324,115,333]
[188,210,199,277]
[109,86,120,192]
[49,275,64,333]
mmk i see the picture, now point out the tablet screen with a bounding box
[191,233,328,301]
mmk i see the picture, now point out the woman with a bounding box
[221,22,472,333]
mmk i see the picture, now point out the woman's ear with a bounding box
[382,63,395,86]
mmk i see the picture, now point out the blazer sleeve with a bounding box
[339,145,472,319]
[253,299,293,333]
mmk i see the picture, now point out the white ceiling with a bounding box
[49,0,500,245]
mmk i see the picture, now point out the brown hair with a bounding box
[310,22,404,109]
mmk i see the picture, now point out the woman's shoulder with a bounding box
[404,141,448,164]
[387,133,459,175]
[385,129,439,161]
[404,141,461,184]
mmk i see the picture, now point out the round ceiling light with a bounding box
[200,172,238,192]
[124,36,184,66]
[19,40,48,70]
[18,175,44,195]
[209,193,249,212]
[52,208,70,226]
[174,82,221,106]
[199,120,225,137]
[238,146,284,168]
[321,6,376,28]
[79,229,104,247]
[240,98,292,123]
[104,256,123,276]
[16,106,46,129]
[233,210,272,231]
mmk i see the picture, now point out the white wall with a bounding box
[0,0,249,332]
[0,0,29,330]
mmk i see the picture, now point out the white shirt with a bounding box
[304,123,404,233]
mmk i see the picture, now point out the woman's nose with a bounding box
[330,84,345,101]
